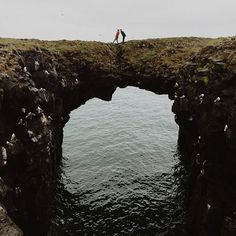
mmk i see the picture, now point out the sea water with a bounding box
[53,86,186,235]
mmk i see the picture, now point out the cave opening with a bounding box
[51,86,187,235]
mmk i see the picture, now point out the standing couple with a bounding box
[113,29,126,44]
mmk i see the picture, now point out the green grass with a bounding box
[0,36,234,78]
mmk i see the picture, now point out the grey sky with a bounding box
[1,0,235,41]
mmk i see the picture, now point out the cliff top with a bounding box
[0,36,235,97]
[0,37,225,51]
[0,37,232,78]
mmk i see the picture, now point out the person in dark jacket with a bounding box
[120,29,126,43]
[113,29,120,43]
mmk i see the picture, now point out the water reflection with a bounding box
[49,149,188,236]
[49,88,188,235]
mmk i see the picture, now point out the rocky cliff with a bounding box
[0,37,235,235]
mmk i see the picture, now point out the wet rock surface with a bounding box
[0,37,235,235]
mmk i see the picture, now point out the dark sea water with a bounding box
[52,86,186,235]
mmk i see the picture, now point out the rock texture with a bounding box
[0,37,235,235]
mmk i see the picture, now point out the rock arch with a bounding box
[0,37,235,235]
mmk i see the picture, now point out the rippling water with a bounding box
[52,87,186,235]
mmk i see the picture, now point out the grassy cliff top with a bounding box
[0,36,227,50]
[0,37,235,79]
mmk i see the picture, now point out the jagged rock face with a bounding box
[0,37,235,235]
[172,39,236,235]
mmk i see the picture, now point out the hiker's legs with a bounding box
[122,36,126,43]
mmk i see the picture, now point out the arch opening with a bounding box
[52,86,187,235]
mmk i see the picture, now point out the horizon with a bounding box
[1,35,235,43]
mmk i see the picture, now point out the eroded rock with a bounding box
[0,37,235,235]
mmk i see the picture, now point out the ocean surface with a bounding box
[52,86,186,235]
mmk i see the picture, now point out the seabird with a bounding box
[27,130,39,143]
[207,204,211,210]
[27,130,34,137]
[44,93,49,102]
[26,112,36,120]
[6,141,13,147]
[17,119,24,125]
[196,154,201,165]
[1,147,7,165]
[199,94,204,104]
[10,133,16,142]
[214,97,221,103]
[202,160,206,167]
[40,113,48,124]
[48,116,53,121]
[224,124,228,132]
[198,136,201,144]
[31,137,38,143]
[15,187,22,196]
[37,106,43,114]
[61,79,66,87]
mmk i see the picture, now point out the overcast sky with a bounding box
[1,0,235,42]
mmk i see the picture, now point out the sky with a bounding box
[1,0,236,42]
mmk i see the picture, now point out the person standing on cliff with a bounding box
[113,29,120,43]
[120,29,126,44]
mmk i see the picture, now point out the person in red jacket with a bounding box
[113,29,120,43]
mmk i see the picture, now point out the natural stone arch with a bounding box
[0,37,235,235]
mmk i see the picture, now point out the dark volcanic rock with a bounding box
[172,38,236,236]
[0,37,235,235]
